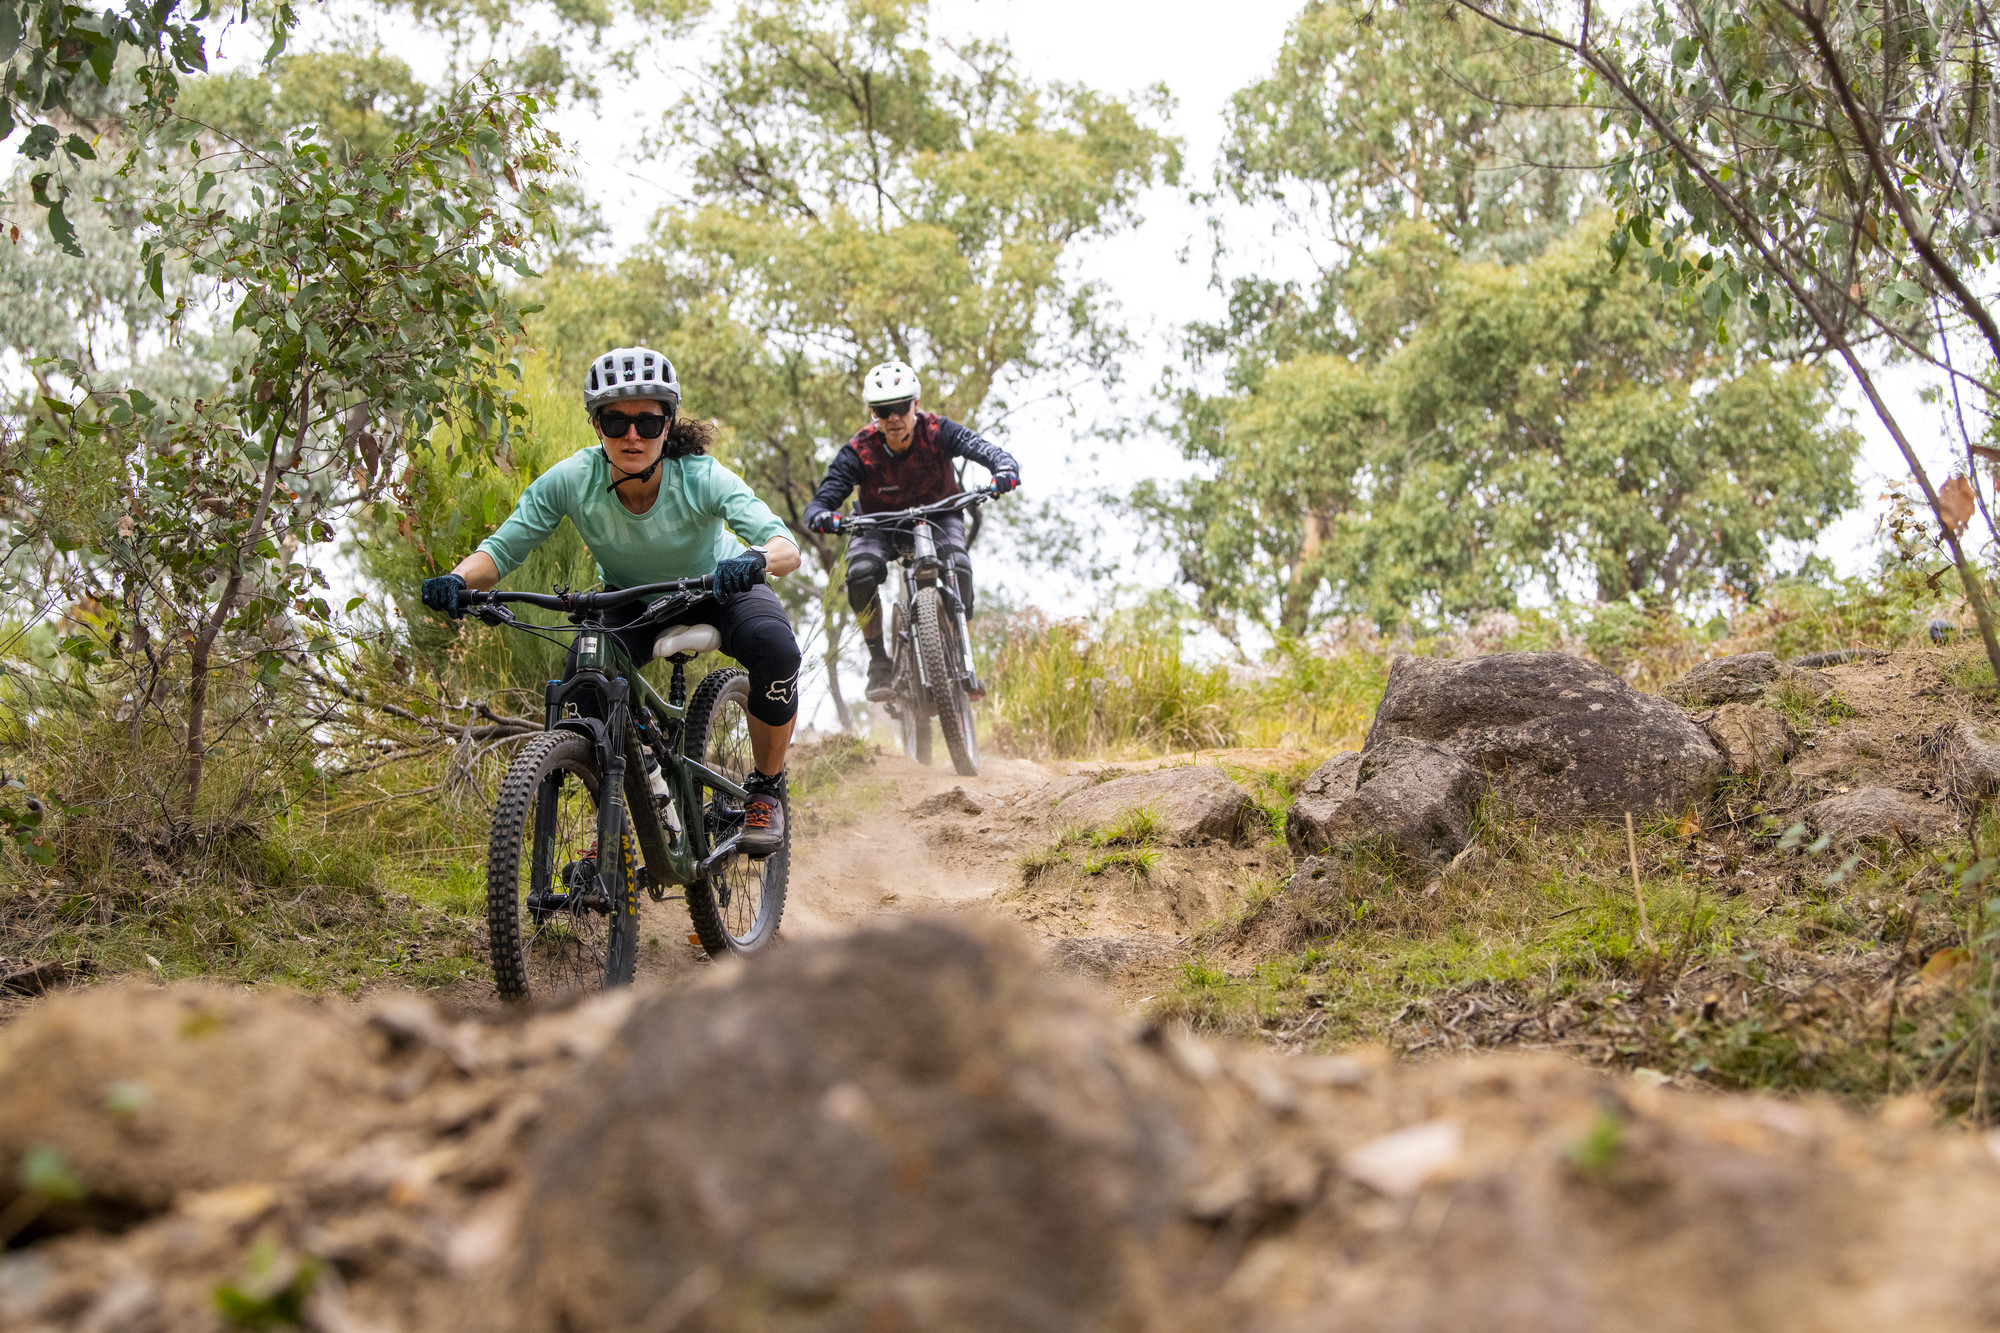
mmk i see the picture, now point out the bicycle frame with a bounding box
[847,490,989,697]
[468,580,755,911]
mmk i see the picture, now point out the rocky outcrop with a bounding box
[1805,786,1953,847]
[1052,766,1253,844]
[1702,702,1801,776]
[1367,652,1726,818]
[1665,652,1831,707]
[1288,738,1482,866]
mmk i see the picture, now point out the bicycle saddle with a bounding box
[653,624,721,659]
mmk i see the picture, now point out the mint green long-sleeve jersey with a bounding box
[476,447,787,589]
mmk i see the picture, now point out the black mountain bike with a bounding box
[844,487,994,777]
[461,574,786,1000]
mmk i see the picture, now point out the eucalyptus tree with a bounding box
[505,0,1178,720]
[1444,0,2000,676]
[1142,221,1859,637]
[5,76,562,815]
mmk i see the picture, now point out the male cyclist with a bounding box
[802,360,1019,701]
[420,346,803,854]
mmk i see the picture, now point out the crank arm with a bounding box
[696,832,744,878]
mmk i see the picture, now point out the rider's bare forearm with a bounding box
[760,535,802,578]
[451,551,501,590]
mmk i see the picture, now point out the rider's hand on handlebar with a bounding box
[714,549,767,596]
[991,471,1020,495]
[807,511,844,535]
[421,573,468,619]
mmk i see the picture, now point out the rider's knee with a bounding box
[845,554,887,610]
[744,625,803,728]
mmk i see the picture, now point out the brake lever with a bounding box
[474,604,516,628]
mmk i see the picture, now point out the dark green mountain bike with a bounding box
[463,574,786,1000]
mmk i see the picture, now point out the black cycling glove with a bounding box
[714,549,768,596]
[421,573,467,619]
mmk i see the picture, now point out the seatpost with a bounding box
[670,661,688,708]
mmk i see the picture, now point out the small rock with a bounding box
[1296,737,1483,867]
[912,785,992,817]
[1284,752,1362,857]
[0,960,68,997]
[1702,703,1800,776]
[1052,766,1254,844]
[1931,720,2000,799]
[1342,1119,1463,1197]
[1804,787,1953,848]
[1665,652,1831,707]
[1047,935,1178,979]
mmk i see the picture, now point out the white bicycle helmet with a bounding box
[584,346,681,413]
[862,359,921,405]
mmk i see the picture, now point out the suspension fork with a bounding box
[597,678,632,906]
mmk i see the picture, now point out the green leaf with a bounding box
[18,1145,85,1201]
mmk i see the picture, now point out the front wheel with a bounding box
[682,668,788,956]
[891,604,932,766]
[914,585,979,776]
[486,730,638,1000]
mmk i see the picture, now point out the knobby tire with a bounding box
[486,730,638,1001]
[892,603,932,766]
[914,586,979,776]
[682,668,788,956]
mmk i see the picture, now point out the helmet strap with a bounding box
[606,456,662,494]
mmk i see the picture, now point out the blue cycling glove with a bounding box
[714,549,768,597]
[421,573,467,619]
[992,471,1021,494]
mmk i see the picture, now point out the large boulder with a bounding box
[508,920,1211,1333]
[1703,703,1801,777]
[1665,652,1831,707]
[1366,652,1726,818]
[1051,765,1253,844]
[1805,786,1954,847]
[1288,738,1482,866]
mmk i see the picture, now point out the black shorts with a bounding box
[565,583,802,727]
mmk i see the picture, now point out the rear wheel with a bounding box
[682,669,787,956]
[486,730,637,1000]
[915,586,979,776]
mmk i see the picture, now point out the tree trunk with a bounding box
[183,385,308,818]
[823,605,855,732]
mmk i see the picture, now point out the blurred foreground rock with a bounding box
[8,922,2000,1332]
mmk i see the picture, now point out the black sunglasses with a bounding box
[597,410,669,439]
[871,398,915,420]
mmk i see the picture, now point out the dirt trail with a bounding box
[785,752,1055,936]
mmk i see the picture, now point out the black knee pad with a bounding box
[846,553,887,613]
[739,621,804,727]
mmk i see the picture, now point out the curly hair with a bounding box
[663,414,714,460]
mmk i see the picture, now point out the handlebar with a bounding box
[839,486,997,533]
[463,574,718,616]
